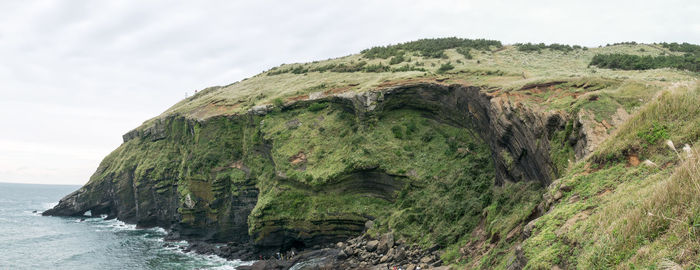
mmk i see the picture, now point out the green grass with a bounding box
[593,83,700,163]
[133,40,695,128]
[513,83,700,269]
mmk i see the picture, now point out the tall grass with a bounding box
[593,84,700,163]
[579,146,700,268]
[573,83,700,267]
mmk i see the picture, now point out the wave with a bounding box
[75,215,253,269]
[42,202,58,210]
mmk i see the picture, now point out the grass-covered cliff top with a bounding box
[144,38,698,126]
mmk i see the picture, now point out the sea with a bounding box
[0,182,253,270]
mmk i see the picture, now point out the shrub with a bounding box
[589,53,700,72]
[272,98,284,108]
[437,62,455,74]
[391,125,404,139]
[362,37,502,59]
[307,102,328,112]
[421,130,435,142]
[405,120,418,135]
[389,54,406,65]
[637,123,669,148]
[659,42,700,54]
[516,42,581,53]
[363,64,390,73]
[391,65,426,72]
[455,47,473,59]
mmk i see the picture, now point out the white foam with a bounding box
[42,202,58,210]
[150,227,167,234]
[162,241,254,268]
[76,215,254,268]
[209,266,238,270]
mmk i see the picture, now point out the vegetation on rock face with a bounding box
[254,106,497,249]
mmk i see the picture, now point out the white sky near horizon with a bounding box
[0,0,698,185]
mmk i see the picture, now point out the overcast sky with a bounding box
[1,0,698,185]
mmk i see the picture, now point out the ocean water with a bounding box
[0,182,252,270]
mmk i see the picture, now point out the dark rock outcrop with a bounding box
[44,83,566,264]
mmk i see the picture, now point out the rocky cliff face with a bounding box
[44,82,571,258]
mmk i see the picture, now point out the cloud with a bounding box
[0,0,698,185]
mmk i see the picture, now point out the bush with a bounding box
[659,42,700,54]
[389,54,406,65]
[307,102,328,112]
[437,62,455,74]
[589,53,700,72]
[362,37,502,59]
[391,125,404,139]
[404,120,417,135]
[636,123,669,148]
[515,42,581,53]
[391,64,426,72]
[272,98,284,108]
[421,130,435,142]
[363,64,390,73]
[455,47,473,59]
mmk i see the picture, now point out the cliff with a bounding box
[44,39,700,269]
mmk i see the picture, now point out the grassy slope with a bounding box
[516,83,700,269]
[143,43,695,124]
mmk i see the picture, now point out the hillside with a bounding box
[44,38,699,269]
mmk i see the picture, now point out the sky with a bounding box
[0,0,698,185]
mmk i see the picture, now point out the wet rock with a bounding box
[365,220,375,231]
[378,232,394,254]
[343,246,354,256]
[360,251,371,261]
[420,255,434,264]
[394,247,406,262]
[337,250,348,260]
[238,259,292,270]
[366,240,379,252]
